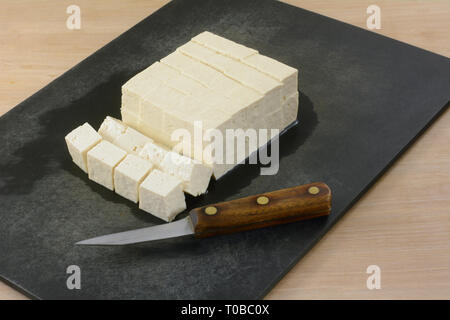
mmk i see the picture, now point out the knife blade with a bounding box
[76,182,331,246]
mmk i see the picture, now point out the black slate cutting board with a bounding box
[0,0,449,299]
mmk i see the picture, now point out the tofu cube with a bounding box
[87,141,127,190]
[115,127,153,155]
[98,116,127,143]
[138,142,169,168]
[65,123,102,173]
[161,152,212,196]
[114,154,153,203]
[139,169,186,222]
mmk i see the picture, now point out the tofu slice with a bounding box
[243,54,298,102]
[139,169,186,222]
[65,123,102,173]
[138,142,169,168]
[114,154,153,203]
[168,73,209,96]
[161,51,222,87]
[87,140,127,190]
[161,151,212,196]
[192,31,257,60]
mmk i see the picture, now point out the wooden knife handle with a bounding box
[189,182,331,238]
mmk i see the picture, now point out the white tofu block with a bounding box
[161,151,212,196]
[142,62,179,83]
[138,142,169,168]
[179,41,234,72]
[192,31,257,60]
[168,74,209,96]
[282,91,299,127]
[139,169,186,222]
[98,116,127,143]
[115,127,153,155]
[225,59,282,103]
[161,51,222,87]
[65,123,102,173]
[122,77,164,116]
[141,85,185,131]
[114,154,153,203]
[243,54,298,101]
[121,109,140,129]
[264,107,284,133]
[87,140,127,190]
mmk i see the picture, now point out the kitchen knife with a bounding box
[76,182,331,246]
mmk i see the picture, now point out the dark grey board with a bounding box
[0,0,449,300]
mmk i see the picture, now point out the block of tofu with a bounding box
[120,31,298,181]
[282,92,299,127]
[139,169,186,222]
[122,74,165,117]
[65,123,102,173]
[121,109,140,129]
[114,154,153,203]
[98,116,154,155]
[98,116,127,143]
[161,151,212,196]
[178,40,283,127]
[192,31,257,60]
[243,54,298,102]
[161,51,222,87]
[138,142,169,168]
[115,127,153,155]
[87,140,127,190]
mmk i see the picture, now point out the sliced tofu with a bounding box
[87,140,127,190]
[161,51,222,87]
[122,76,164,117]
[282,91,299,127]
[98,116,154,155]
[139,169,186,222]
[121,109,140,129]
[168,73,209,96]
[243,54,298,102]
[114,154,153,203]
[142,61,179,83]
[192,31,257,60]
[138,142,169,168]
[65,123,102,173]
[98,116,127,143]
[115,127,153,155]
[161,151,212,196]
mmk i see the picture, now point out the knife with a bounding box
[76,182,331,246]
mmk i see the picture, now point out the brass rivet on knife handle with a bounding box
[204,206,218,215]
[256,196,269,205]
[190,182,332,238]
[308,186,320,195]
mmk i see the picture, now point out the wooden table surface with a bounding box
[1,0,449,300]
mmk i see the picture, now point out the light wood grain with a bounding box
[0,0,449,300]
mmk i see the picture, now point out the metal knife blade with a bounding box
[75,216,194,246]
